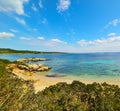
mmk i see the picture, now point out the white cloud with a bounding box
[32,4,37,11]
[0,0,28,15]
[0,32,14,39]
[10,29,18,33]
[78,36,120,47]
[77,40,88,47]
[15,17,26,25]
[33,28,37,31]
[51,38,67,44]
[18,36,120,52]
[110,19,120,26]
[74,36,120,52]
[108,33,116,37]
[20,37,32,40]
[57,0,71,12]
[39,0,43,8]
[93,39,103,44]
[42,18,47,24]
[37,36,45,40]
[105,19,120,28]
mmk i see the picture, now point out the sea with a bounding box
[1,53,120,81]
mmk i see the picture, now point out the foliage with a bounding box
[0,59,35,111]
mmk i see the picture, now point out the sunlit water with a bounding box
[1,53,120,80]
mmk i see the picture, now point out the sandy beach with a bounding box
[34,72,120,93]
[12,67,120,93]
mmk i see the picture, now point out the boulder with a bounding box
[38,64,44,67]
[38,66,51,71]
[17,65,29,70]
[27,64,39,70]
[37,68,44,71]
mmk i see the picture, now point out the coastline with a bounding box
[66,75,120,86]
[12,66,120,93]
[34,72,120,93]
[11,66,72,93]
[7,63,120,93]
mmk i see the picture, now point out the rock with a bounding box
[43,66,51,71]
[37,66,51,71]
[7,63,51,72]
[38,64,44,68]
[7,58,51,74]
[16,58,28,62]
[27,64,49,71]
[16,58,49,63]
[17,65,29,70]
[27,64,39,70]
[38,68,44,71]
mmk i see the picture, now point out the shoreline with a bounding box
[34,72,120,92]
[67,75,120,86]
[11,66,120,93]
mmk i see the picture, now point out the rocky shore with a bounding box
[17,64,51,72]
[7,63,51,73]
[7,58,51,78]
[16,57,49,63]
[6,58,51,80]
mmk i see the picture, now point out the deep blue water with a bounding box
[1,53,120,78]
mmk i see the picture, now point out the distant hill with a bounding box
[0,48,64,54]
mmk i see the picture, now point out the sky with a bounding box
[0,0,120,52]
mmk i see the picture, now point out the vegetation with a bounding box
[0,48,65,54]
[0,59,34,111]
[0,59,120,111]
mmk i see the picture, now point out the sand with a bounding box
[34,73,120,93]
[34,74,73,93]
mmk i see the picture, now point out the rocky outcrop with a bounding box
[16,58,49,63]
[17,64,51,72]
[7,63,51,72]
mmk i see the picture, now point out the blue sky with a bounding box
[0,0,120,52]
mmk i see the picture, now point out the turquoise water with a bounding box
[1,53,120,79]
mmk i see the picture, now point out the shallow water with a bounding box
[1,53,120,80]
